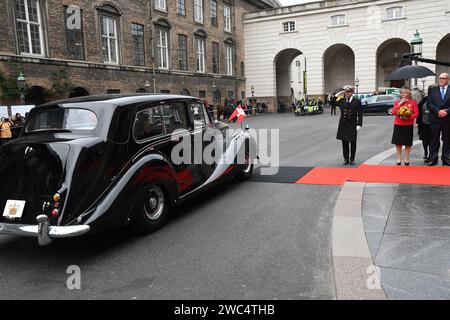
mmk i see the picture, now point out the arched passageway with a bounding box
[377,39,411,89]
[324,44,355,93]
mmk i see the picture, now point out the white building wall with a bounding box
[244,0,450,99]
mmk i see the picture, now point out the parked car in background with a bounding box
[356,92,373,103]
[0,94,256,246]
[361,94,398,115]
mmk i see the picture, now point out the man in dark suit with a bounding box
[335,85,363,166]
[427,73,450,166]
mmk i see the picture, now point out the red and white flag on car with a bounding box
[227,104,247,124]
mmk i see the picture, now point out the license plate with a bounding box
[3,200,26,219]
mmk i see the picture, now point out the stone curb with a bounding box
[330,142,422,299]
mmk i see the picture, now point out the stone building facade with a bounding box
[0,0,280,106]
[243,0,450,110]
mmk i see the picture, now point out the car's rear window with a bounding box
[25,108,98,133]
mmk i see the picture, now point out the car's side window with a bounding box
[162,103,190,134]
[189,101,210,129]
[133,106,164,142]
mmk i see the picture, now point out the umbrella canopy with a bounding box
[385,65,435,81]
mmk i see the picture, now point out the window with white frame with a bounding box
[194,0,203,23]
[225,45,233,76]
[330,15,346,27]
[155,0,166,11]
[156,29,169,69]
[386,7,404,20]
[224,5,231,32]
[282,21,296,32]
[196,37,205,72]
[176,0,185,15]
[101,16,119,64]
[15,0,45,56]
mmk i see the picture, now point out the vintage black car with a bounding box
[0,94,255,245]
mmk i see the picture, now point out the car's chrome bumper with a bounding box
[0,215,90,246]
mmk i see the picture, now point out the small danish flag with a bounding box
[227,104,247,124]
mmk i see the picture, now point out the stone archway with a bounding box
[323,44,355,93]
[69,87,90,97]
[274,48,303,108]
[376,39,411,89]
[436,34,450,79]
[25,86,49,106]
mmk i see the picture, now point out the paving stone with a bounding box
[362,194,396,233]
[338,184,365,201]
[396,184,450,197]
[334,199,362,217]
[365,232,384,259]
[364,184,399,196]
[380,267,450,300]
[375,234,450,277]
[333,217,371,258]
[334,256,387,300]
[385,195,450,240]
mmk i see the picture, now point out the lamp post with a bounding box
[410,30,423,88]
[17,72,26,105]
[355,78,360,95]
[211,82,217,119]
[251,85,255,99]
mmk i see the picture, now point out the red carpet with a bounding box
[296,165,450,186]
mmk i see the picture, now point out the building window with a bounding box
[330,15,346,27]
[176,0,185,15]
[178,34,188,71]
[224,5,231,32]
[155,0,166,11]
[386,7,404,19]
[132,23,145,66]
[15,0,45,56]
[156,29,169,69]
[199,90,206,98]
[212,42,219,74]
[194,0,203,23]
[64,5,84,60]
[240,62,244,76]
[210,0,218,26]
[101,16,119,64]
[196,37,205,73]
[282,21,295,32]
[225,45,233,76]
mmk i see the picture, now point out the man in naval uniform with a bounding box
[336,85,363,166]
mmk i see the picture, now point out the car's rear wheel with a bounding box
[131,185,169,234]
[387,107,394,115]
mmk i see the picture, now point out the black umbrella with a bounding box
[385,65,435,81]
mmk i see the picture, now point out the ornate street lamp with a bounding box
[17,72,26,105]
[410,30,423,55]
[355,78,360,95]
[251,85,255,99]
[410,30,423,88]
[144,80,151,93]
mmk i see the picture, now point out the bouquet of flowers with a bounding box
[397,104,412,119]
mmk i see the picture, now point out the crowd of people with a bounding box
[0,113,26,145]
[331,73,450,167]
